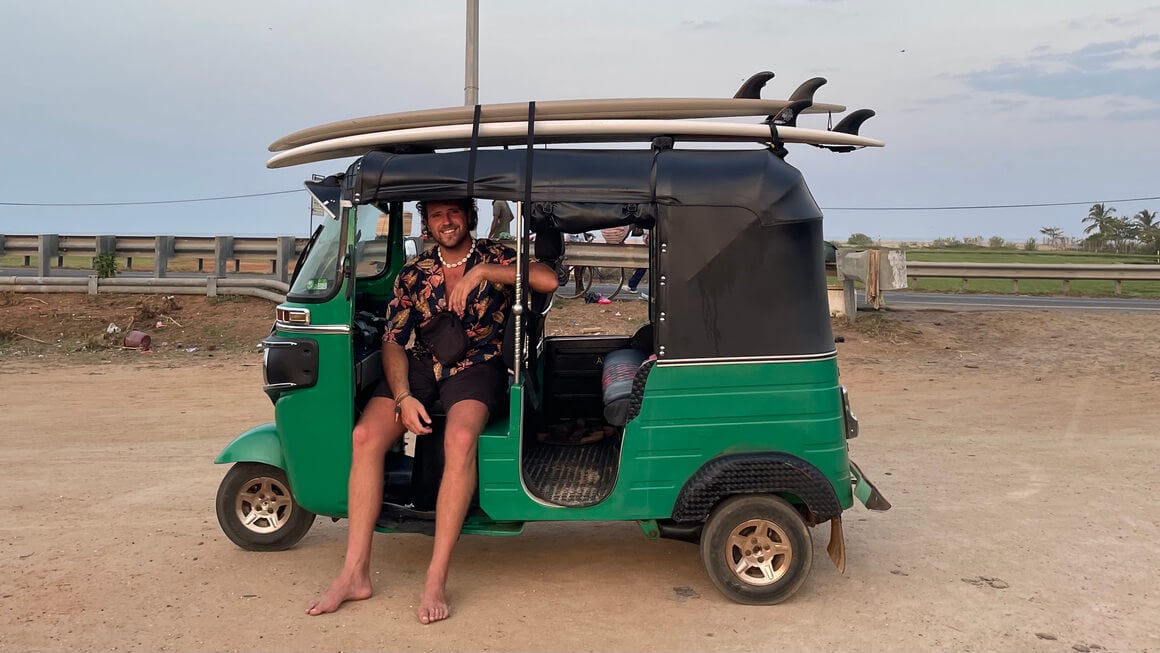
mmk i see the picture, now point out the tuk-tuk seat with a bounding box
[601,348,648,426]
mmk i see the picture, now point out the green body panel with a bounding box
[477,358,852,522]
[214,422,284,468]
[272,331,354,515]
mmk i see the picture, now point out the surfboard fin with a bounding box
[818,109,876,152]
[733,71,775,99]
[832,109,876,136]
[788,77,827,104]
[767,99,813,127]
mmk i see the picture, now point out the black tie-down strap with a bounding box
[466,104,482,198]
[767,121,788,159]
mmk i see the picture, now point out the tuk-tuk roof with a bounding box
[343,147,834,361]
[344,147,821,231]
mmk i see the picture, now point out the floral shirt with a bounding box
[383,238,517,380]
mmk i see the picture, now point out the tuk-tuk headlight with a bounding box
[261,336,319,402]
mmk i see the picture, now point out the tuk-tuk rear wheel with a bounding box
[216,462,315,552]
[699,494,813,605]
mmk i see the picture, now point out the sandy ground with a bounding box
[2,308,1159,652]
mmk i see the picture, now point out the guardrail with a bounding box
[0,234,309,281]
[5,233,1158,303]
[0,276,289,303]
[906,261,1160,295]
[0,234,648,280]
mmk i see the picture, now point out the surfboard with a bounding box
[268,98,848,152]
[266,119,884,169]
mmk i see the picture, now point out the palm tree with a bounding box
[1135,209,1159,255]
[1082,204,1117,251]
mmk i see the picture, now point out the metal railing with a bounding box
[0,233,308,281]
[906,261,1160,295]
[5,233,1159,303]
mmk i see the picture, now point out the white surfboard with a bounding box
[268,97,848,152]
[266,119,884,169]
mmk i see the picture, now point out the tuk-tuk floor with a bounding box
[522,438,619,507]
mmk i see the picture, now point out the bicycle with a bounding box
[554,263,627,300]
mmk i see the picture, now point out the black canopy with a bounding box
[344,147,834,360]
[345,148,821,230]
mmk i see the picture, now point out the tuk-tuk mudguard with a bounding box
[213,422,285,470]
[670,452,841,524]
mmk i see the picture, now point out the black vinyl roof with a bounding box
[345,148,822,231]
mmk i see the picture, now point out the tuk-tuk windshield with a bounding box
[287,212,343,298]
[353,204,390,278]
[287,204,391,300]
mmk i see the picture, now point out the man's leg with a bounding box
[417,398,489,624]
[307,396,406,615]
[626,267,646,292]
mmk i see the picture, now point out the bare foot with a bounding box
[417,578,450,624]
[306,574,373,616]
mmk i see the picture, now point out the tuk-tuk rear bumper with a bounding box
[849,460,891,511]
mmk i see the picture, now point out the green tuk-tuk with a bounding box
[214,108,890,605]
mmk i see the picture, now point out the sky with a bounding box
[2,0,1159,242]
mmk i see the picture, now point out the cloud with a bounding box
[1108,106,1160,121]
[1071,5,1160,29]
[961,36,1160,102]
[678,19,722,30]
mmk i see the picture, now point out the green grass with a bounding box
[908,277,1160,298]
[901,248,1160,298]
[905,248,1160,265]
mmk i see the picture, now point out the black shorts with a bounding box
[373,353,508,415]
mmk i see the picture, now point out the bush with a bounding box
[1024,238,1038,251]
[932,237,965,248]
[988,236,1006,249]
[93,253,117,279]
[848,232,874,247]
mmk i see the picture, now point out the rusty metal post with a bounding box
[154,236,175,278]
[214,236,234,279]
[95,235,116,270]
[38,234,58,277]
[843,278,857,324]
[276,236,296,284]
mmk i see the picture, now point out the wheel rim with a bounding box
[234,476,295,534]
[724,518,793,586]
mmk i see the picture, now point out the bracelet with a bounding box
[394,391,412,422]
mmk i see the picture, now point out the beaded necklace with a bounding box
[436,238,475,269]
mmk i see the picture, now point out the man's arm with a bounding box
[381,341,432,434]
[447,261,558,315]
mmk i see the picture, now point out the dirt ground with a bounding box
[2,296,1159,652]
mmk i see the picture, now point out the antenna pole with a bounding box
[465,0,479,105]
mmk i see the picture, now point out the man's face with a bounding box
[425,201,471,249]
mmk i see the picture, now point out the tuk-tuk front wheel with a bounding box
[700,494,813,605]
[216,462,315,551]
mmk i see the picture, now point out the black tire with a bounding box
[604,267,628,299]
[699,494,813,605]
[215,462,315,552]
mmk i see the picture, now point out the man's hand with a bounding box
[399,396,433,435]
[448,266,486,316]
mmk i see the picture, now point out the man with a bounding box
[307,198,558,623]
[488,200,514,239]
